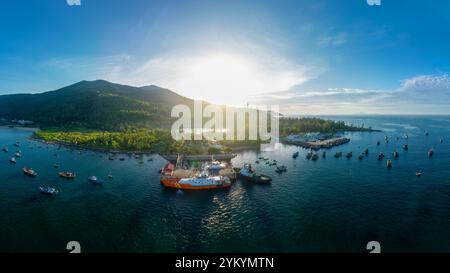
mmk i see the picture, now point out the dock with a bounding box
[286,137,350,150]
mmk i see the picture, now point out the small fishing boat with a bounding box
[364,148,369,155]
[14,142,20,147]
[108,173,113,179]
[23,167,37,177]
[425,132,429,136]
[358,154,364,160]
[428,149,434,157]
[89,176,104,185]
[15,152,21,158]
[393,151,399,158]
[2,146,8,152]
[403,144,409,151]
[377,153,385,161]
[59,172,76,179]
[334,152,343,158]
[275,165,287,173]
[306,151,313,160]
[53,163,60,168]
[9,157,16,164]
[346,152,353,159]
[311,153,319,161]
[108,157,114,160]
[148,158,153,162]
[255,160,260,164]
[119,157,125,161]
[377,141,380,146]
[416,171,422,177]
[239,163,272,184]
[39,186,59,196]
[387,159,392,168]
[292,151,299,159]
[440,138,444,144]
[322,151,326,158]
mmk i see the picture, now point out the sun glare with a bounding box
[180,53,260,105]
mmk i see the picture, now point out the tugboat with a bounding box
[393,151,399,158]
[23,167,38,177]
[39,186,59,196]
[403,144,409,151]
[387,159,392,168]
[275,165,287,174]
[238,164,272,184]
[346,152,353,159]
[428,149,434,157]
[292,151,299,159]
[9,157,16,164]
[59,172,76,179]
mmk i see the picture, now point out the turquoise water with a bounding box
[1,116,450,253]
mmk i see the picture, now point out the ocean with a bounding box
[0,116,450,252]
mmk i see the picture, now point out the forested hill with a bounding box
[0,80,193,130]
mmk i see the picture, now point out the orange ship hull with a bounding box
[160,178,231,190]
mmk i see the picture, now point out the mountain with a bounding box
[0,80,194,130]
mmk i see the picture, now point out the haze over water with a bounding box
[1,116,450,252]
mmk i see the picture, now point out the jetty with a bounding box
[286,137,350,150]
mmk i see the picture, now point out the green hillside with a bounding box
[0,80,193,130]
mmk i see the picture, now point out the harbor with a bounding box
[0,116,449,252]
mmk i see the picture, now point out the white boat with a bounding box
[177,174,231,190]
[89,176,104,184]
[40,186,59,196]
[9,157,16,164]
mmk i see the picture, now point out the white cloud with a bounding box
[318,32,348,47]
[253,74,450,115]
[98,51,324,106]
[66,0,81,6]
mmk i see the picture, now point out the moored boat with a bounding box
[239,163,272,184]
[89,176,104,185]
[9,157,16,164]
[2,146,8,152]
[364,148,369,155]
[292,151,299,159]
[334,151,342,158]
[39,186,59,196]
[346,152,353,158]
[311,153,319,161]
[416,171,422,177]
[275,165,287,173]
[23,167,37,177]
[393,151,399,158]
[403,144,409,151]
[378,153,385,161]
[358,154,364,160]
[59,172,76,179]
[428,149,434,157]
[387,159,392,168]
[322,151,326,158]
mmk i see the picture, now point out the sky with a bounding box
[1,0,450,114]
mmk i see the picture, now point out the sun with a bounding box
[180,53,261,105]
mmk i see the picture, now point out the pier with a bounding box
[286,137,350,150]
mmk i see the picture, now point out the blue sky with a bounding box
[1,0,450,114]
